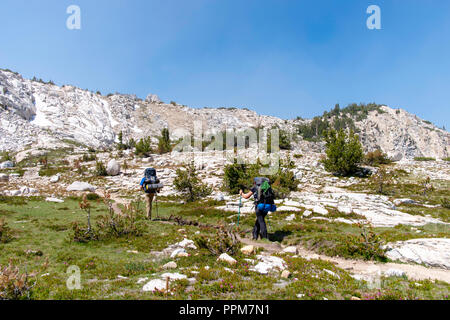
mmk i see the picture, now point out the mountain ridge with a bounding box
[0,68,449,160]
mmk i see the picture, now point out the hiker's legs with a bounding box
[257,211,268,239]
[252,218,260,240]
[145,193,154,219]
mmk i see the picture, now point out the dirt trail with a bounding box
[107,194,450,283]
[238,236,450,283]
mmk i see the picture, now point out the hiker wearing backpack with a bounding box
[140,168,163,220]
[240,177,277,240]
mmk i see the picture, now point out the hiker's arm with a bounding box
[239,189,253,199]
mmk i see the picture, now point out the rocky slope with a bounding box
[0,68,449,159]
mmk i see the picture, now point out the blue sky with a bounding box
[1,0,449,128]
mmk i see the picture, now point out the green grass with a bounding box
[1,196,449,300]
[414,157,436,162]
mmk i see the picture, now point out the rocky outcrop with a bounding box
[385,238,450,269]
[1,69,448,159]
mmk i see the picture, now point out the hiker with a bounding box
[140,168,163,220]
[239,177,276,240]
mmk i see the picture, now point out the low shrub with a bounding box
[95,161,107,176]
[174,162,212,202]
[440,198,450,209]
[0,263,34,300]
[364,149,392,166]
[0,219,13,243]
[195,227,239,256]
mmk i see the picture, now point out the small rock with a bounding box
[67,181,96,192]
[160,273,187,281]
[162,261,177,269]
[281,270,291,278]
[351,296,361,300]
[0,173,9,182]
[303,210,312,217]
[217,253,237,265]
[313,205,328,215]
[45,197,64,203]
[175,238,197,250]
[285,214,296,221]
[393,198,417,206]
[323,269,340,279]
[0,161,14,169]
[106,159,120,176]
[177,252,189,257]
[170,248,187,258]
[241,245,255,255]
[297,293,305,299]
[143,279,167,292]
[282,246,298,254]
[50,174,60,183]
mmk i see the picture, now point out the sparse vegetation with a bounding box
[321,129,364,176]
[222,156,299,197]
[157,128,172,154]
[414,157,436,162]
[134,137,152,157]
[94,161,107,176]
[370,167,393,195]
[194,227,239,256]
[364,149,392,166]
[0,219,13,243]
[0,263,34,300]
[174,162,212,202]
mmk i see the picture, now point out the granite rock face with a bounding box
[1,69,449,160]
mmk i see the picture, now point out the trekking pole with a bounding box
[237,195,242,227]
[155,193,159,219]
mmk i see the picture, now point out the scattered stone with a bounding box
[281,270,291,278]
[106,159,120,176]
[393,198,417,206]
[303,210,312,217]
[137,277,149,284]
[160,273,187,281]
[282,246,298,254]
[0,173,9,182]
[0,161,14,169]
[297,293,305,299]
[143,279,167,292]
[313,205,328,215]
[170,248,187,258]
[217,253,237,265]
[285,214,296,221]
[20,186,38,195]
[351,296,362,301]
[67,181,96,192]
[323,269,340,279]
[163,261,177,269]
[241,245,255,255]
[175,238,197,250]
[45,197,64,203]
[251,255,287,274]
[50,174,60,183]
